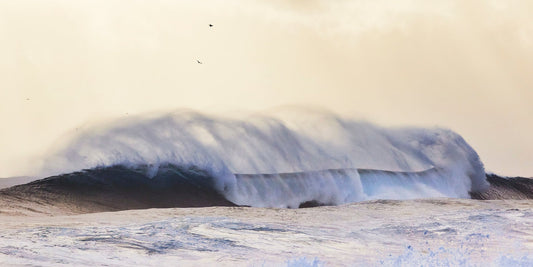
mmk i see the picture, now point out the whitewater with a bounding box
[1,110,532,266]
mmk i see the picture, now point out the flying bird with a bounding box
[197,60,203,64]
[209,24,213,27]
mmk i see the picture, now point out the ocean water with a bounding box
[1,199,532,266]
[0,111,531,266]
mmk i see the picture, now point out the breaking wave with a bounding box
[9,109,490,209]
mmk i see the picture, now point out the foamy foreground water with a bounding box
[0,199,532,266]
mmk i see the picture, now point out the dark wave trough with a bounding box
[0,165,235,214]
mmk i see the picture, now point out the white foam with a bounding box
[1,200,531,266]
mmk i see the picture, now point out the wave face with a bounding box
[470,174,533,200]
[35,110,488,208]
[0,165,235,214]
[1,167,529,214]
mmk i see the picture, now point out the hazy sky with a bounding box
[1,0,532,177]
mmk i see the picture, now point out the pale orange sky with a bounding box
[1,0,532,177]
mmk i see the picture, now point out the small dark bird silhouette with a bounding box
[209,24,213,27]
[197,60,203,64]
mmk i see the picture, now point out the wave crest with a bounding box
[39,109,488,206]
